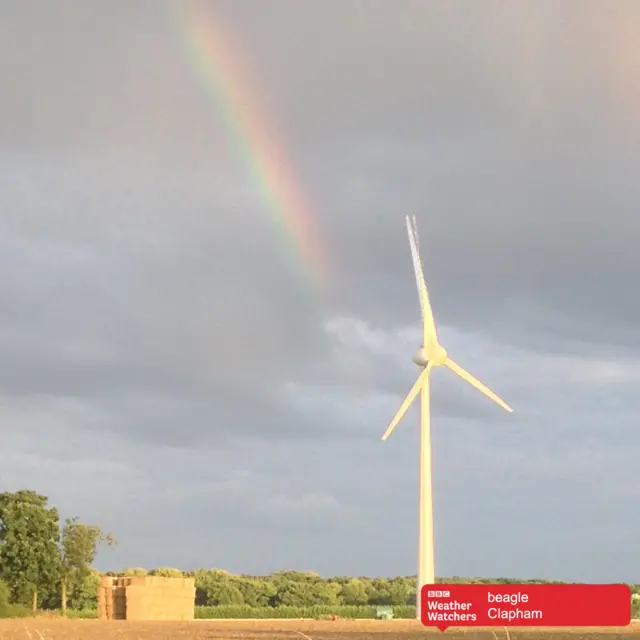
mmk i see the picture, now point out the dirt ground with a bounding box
[0,619,639,640]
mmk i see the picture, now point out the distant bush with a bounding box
[122,567,147,577]
[0,605,32,619]
[0,599,31,618]
[194,604,416,619]
[0,579,31,618]
[0,580,9,608]
[149,568,183,578]
[64,608,98,619]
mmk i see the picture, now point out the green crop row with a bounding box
[194,604,417,619]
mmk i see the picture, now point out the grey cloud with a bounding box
[1,0,639,583]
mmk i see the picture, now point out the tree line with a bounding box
[1,489,638,618]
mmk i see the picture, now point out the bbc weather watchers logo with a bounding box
[421,584,631,632]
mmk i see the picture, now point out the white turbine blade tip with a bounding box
[445,357,513,414]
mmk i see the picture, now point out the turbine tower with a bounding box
[382,215,513,620]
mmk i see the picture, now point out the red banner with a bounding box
[421,583,631,631]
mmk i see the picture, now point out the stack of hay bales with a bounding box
[98,575,195,621]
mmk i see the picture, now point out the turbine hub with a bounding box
[412,344,448,368]
[412,347,429,368]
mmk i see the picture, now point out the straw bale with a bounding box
[96,574,195,620]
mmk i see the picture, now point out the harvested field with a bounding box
[0,619,639,640]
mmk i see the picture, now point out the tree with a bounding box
[341,578,368,605]
[149,567,183,578]
[234,577,277,606]
[387,577,414,605]
[59,517,116,614]
[0,490,61,610]
[198,570,244,605]
[66,568,101,611]
[272,578,341,607]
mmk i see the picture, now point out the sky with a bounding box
[1,0,639,583]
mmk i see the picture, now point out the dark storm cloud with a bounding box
[1,0,639,582]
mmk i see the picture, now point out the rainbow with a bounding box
[169,1,330,299]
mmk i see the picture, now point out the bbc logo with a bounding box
[427,590,450,598]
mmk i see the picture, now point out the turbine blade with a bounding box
[382,365,431,441]
[411,214,421,254]
[405,216,438,348]
[406,216,425,320]
[444,357,513,413]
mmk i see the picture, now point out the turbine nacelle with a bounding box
[412,344,448,368]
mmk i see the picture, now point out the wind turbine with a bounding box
[382,215,513,620]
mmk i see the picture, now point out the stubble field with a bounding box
[0,619,639,640]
